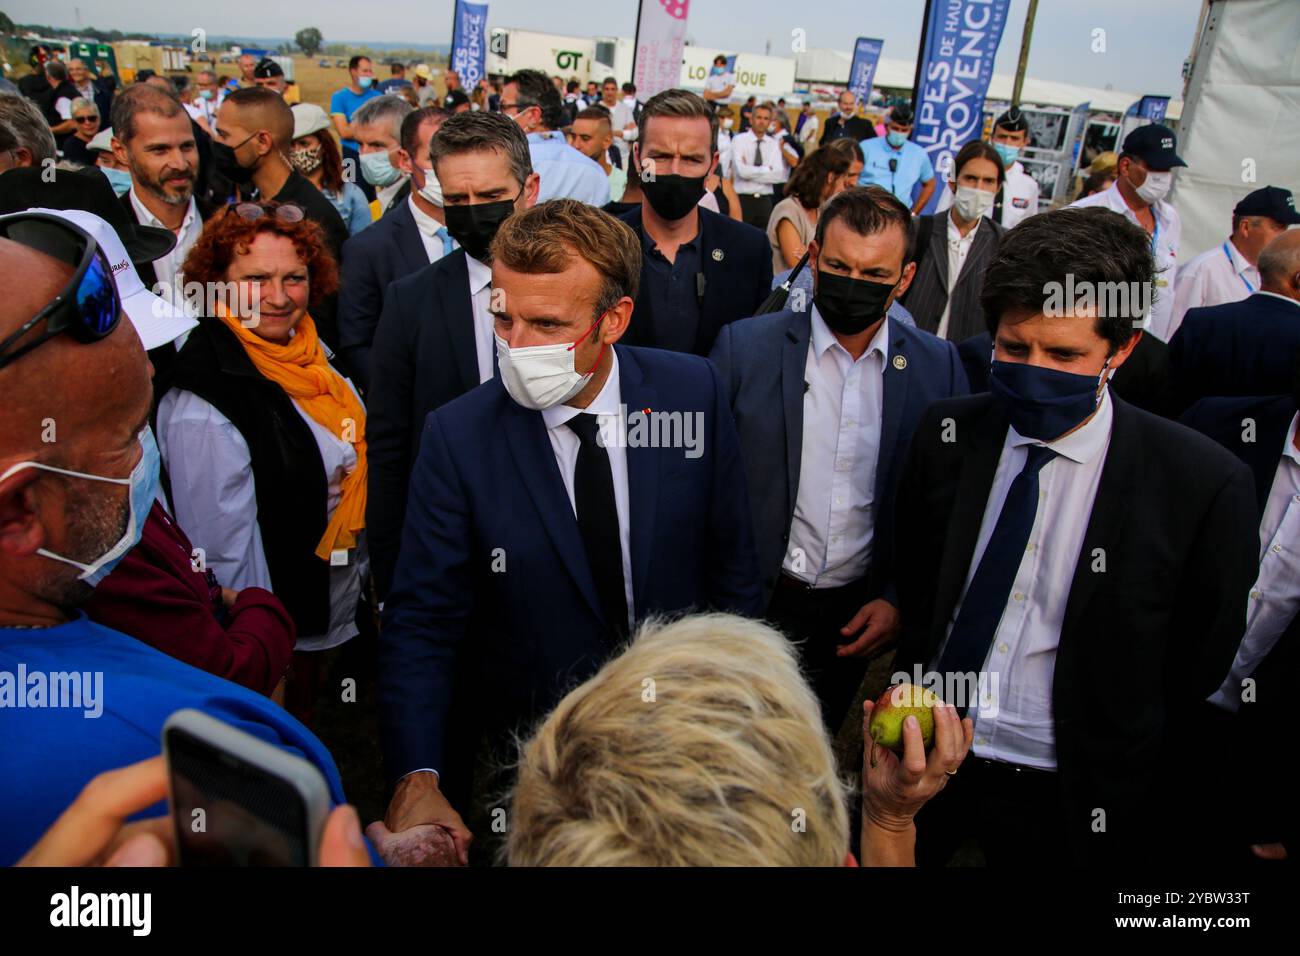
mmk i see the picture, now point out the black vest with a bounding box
[168,318,331,635]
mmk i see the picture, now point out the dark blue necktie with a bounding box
[567,414,629,641]
[936,444,1057,709]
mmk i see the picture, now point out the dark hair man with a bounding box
[891,205,1258,866]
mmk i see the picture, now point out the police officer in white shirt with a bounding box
[1169,185,1300,339]
[1071,123,1187,342]
[936,107,1040,228]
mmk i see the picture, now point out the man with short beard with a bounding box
[110,84,215,293]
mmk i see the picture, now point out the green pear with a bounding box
[868,683,943,751]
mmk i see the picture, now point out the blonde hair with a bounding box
[506,613,850,866]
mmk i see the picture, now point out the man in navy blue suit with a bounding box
[378,199,764,863]
[616,88,772,356]
[366,111,541,599]
[711,186,968,729]
[337,106,450,391]
[1168,229,1300,413]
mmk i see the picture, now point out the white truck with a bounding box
[486,28,632,84]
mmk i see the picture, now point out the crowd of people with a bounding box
[0,47,1298,869]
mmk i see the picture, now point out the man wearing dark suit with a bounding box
[820,90,876,146]
[1180,386,1300,861]
[901,141,1006,343]
[1168,230,1300,413]
[367,111,540,600]
[711,186,968,729]
[959,329,1171,415]
[378,200,763,864]
[891,206,1258,866]
[617,89,771,357]
[338,106,451,389]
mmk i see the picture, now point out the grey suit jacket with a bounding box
[901,212,1005,343]
[709,308,969,608]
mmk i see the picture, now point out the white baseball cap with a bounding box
[87,127,114,153]
[291,103,332,141]
[24,207,198,350]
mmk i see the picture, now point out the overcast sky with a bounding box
[6,0,1202,95]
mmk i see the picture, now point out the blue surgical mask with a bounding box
[886,130,907,148]
[711,66,725,75]
[0,428,161,587]
[993,142,1020,166]
[357,76,374,90]
[988,359,1110,441]
[359,149,401,187]
[100,165,132,196]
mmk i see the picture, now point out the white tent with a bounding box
[795,48,1182,117]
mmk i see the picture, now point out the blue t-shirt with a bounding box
[329,86,383,152]
[858,137,935,207]
[0,616,354,865]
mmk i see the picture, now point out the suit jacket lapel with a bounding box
[929,400,1006,652]
[877,319,909,506]
[931,215,950,291]
[503,397,605,623]
[619,347,659,616]
[394,201,428,275]
[782,313,810,510]
[439,253,480,391]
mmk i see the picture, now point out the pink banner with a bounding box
[633,0,691,100]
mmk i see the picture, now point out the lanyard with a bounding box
[1223,242,1256,293]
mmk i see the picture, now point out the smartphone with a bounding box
[163,709,330,867]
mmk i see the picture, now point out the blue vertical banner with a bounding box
[451,0,489,91]
[913,0,1012,213]
[1137,95,1170,123]
[848,37,884,105]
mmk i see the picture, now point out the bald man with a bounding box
[0,232,359,865]
[1169,230,1300,412]
[214,87,348,264]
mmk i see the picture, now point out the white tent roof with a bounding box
[795,48,1181,117]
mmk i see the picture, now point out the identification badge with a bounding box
[330,549,349,567]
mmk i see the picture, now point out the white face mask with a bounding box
[416,164,443,207]
[495,318,605,411]
[1135,170,1172,205]
[953,185,996,221]
[722,118,734,130]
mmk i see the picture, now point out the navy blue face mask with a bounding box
[988,358,1110,441]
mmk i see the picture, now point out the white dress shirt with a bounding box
[1168,237,1261,339]
[466,254,495,384]
[540,352,635,631]
[730,131,785,196]
[717,129,734,180]
[1071,183,1181,341]
[129,188,202,293]
[935,160,1040,228]
[156,364,370,653]
[783,309,887,588]
[407,196,452,265]
[936,213,981,340]
[1210,413,1300,713]
[949,386,1115,770]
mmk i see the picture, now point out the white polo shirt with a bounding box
[1168,237,1260,339]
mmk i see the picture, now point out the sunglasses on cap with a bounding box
[0,211,121,372]
[232,201,305,223]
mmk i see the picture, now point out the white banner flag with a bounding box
[633,0,691,100]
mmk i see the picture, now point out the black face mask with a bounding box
[640,172,707,221]
[211,133,257,185]
[444,193,519,261]
[813,269,896,335]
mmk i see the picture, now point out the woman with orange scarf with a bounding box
[158,203,367,723]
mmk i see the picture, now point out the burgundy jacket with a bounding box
[84,501,296,696]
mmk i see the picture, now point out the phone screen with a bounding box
[167,725,311,866]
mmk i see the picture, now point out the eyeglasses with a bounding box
[232,202,305,223]
[0,212,121,371]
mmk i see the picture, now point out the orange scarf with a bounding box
[217,308,366,562]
